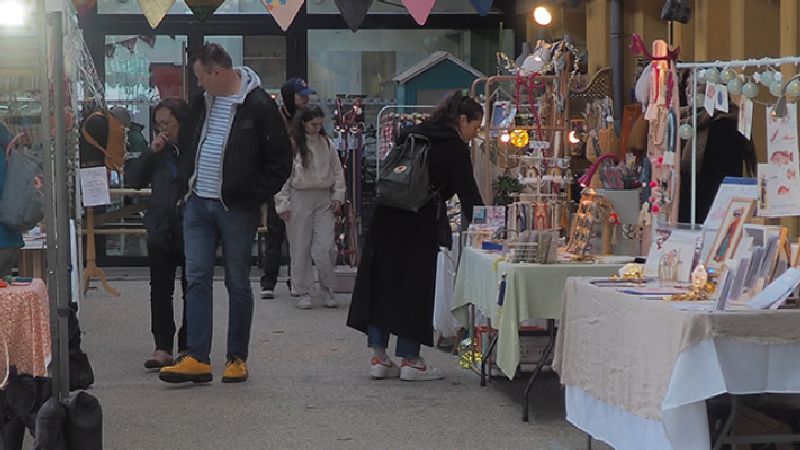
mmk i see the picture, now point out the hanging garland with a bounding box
[104,35,165,59]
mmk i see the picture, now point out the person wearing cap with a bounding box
[259,78,317,299]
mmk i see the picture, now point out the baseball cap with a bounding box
[290,78,316,97]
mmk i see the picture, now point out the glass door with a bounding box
[204,35,287,95]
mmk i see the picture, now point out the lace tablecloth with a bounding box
[0,279,51,379]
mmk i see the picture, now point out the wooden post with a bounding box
[81,207,120,297]
[694,0,709,61]
[586,0,609,75]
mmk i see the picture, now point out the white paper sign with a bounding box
[746,267,800,309]
[704,180,758,231]
[715,84,729,113]
[704,83,717,117]
[738,98,753,139]
[79,167,110,207]
[764,103,800,216]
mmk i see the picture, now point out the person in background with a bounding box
[111,106,149,156]
[159,43,292,385]
[125,98,194,369]
[259,78,317,300]
[346,91,484,381]
[275,106,345,310]
[0,122,24,277]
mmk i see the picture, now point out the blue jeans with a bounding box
[183,195,259,364]
[367,324,420,359]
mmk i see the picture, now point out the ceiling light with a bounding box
[533,6,552,26]
[0,0,26,26]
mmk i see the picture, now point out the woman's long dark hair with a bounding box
[152,97,192,153]
[281,79,298,118]
[430,91,483,129]
[291,106,327,168]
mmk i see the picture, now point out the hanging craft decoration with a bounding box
[138,0,175,29]
[334,0,373,32]
[261,0,305,32]
[186,0,224,22]
[72,0,97,16]
[469,0,493,16]
[402,0,435,26]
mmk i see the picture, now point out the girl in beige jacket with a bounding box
[275,106,346,309]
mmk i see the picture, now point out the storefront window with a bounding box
[205,36,287,91]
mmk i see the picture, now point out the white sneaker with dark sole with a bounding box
[297,295,313,309]
[369,357,400,379]
[260,289,275,299]
[322,289,338,308]
[400,359,444,381]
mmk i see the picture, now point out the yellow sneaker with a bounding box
[222,357,248,383]
[159,355,212,384]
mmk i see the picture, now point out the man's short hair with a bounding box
[190,43,233,71]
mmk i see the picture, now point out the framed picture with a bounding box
[706,197,756,269]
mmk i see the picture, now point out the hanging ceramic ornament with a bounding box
[770,80,783,97]
[727,77,743,96]
[469,0,493,16]
[696,69,707,83]
[186,0,224,22]
[720,68,737,83]
[787,79,800,97]
[742,81,759,99]
[402,0,435,25]
[705,68,719,84]
[261,0,305,32]
[334,0,373,32]
[679,124,693,140]
[138,0,175,29]
[760,70,774,86]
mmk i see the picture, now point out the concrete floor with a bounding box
[76,277,609,450]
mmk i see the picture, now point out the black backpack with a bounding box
[377,133,436,212]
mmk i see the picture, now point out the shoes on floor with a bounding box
[369,356,400,379]
[158,355,212,384]
[144,350,174,369]
[260,288,275,299]
[297,294,313,309]
[400,358,444,381]
[222,357,248,383]
[322,288,338,309]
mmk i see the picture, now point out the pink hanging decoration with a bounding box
[260,0,305,32]
[402,0,435,25]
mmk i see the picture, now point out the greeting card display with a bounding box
[706,197,755,270]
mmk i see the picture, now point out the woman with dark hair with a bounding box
[125,97,194,369]
[278,78,316,131]
[347,91,484,381]
[275,106,345,309]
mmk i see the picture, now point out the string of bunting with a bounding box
[104,35,165,59]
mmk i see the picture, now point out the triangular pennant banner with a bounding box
[138,0,175,29]
[105,44,116,59]
[469,0,492,16]
[260,0,305,32]
[334,0,373,32]
[401,0,435,25]
[139,35,158,48]
[186,0,224,22]
[120,37,138,54]
[72,0,97,16]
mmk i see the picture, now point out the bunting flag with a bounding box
[334,0,373,32]
[186,0,224,22]
[260,0,305,32]
[139,35,157,48]
[120,38,138,54]
[401,0,435,25]
[138,0,175,29]
[72,0,97,16]
[469,0,493,16]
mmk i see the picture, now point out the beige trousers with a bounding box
[285,189,338,295]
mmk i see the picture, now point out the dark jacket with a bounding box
[0,123,23,249]
[125,123,193,251]
[347,120,484,346]
[180,69,293,211]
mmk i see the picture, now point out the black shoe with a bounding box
[260,288,275,299]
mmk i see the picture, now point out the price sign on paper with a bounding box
[529,141,551,150]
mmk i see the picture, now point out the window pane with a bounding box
[204,36,286,91]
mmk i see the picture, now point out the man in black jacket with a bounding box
[159,43,292,384]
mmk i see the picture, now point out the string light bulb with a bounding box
[533,6,552,25]
[0,0,26,26]
[510,129,529,148]
[500,131,511,143]
[727,77,743,96]
[742,81,760,99]
[568,131,581,144]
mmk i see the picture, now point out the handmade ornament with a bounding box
[727,77,743,96]
[742,81,760,99]
[334,0,373,32]
[402,0,435,25]
[261,0,305,31]
[138,0,175,29]
[186,0,223,22]
[469,0,493,16]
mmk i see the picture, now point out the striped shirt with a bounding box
[194,95,238,198]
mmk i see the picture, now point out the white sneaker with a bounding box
[322,288,338,309]
[400,358,444,381]
[369,357,400,379]
[297,295,313,309]
[260,289,274,299]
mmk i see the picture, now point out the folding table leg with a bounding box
[480,334,499,387]
[712,396,738,450]
[522,320,557,422]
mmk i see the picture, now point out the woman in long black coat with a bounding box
[347,91,484,381]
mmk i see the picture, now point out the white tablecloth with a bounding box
[555,278,800,450]
[452,247,622,378]
[433,245,460,338]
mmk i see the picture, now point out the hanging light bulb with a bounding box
[705,68,720,84]
[533,6,552,25]
[727,77,744,96]
[770,80,784,97]
[509,129,529,148]
[500,131,511,143]
[679,124,693,140]
[720,68,737,83]
[760,70,775,86]
[787,79,800,97]
[742,81,760,99]
[568,130,581,144]
[697,69,707,83]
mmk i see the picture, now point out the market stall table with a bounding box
[0,279,51,378]
[554,277,800,450]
